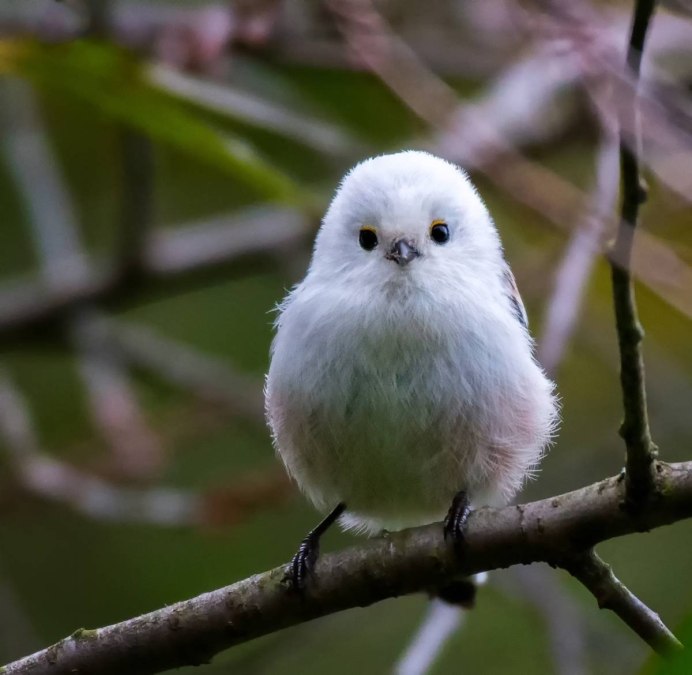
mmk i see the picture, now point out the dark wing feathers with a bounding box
[502,266,528,329]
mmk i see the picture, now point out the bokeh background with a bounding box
[0,1,690,673]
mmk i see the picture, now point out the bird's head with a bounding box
[311,151,503,289]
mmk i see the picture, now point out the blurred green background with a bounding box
[0,1,690,674]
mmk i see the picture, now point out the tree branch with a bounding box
[0,207,309,346]
[0,77,165,479]
[3,462,691,675]
[611,0,659,508]
[0,368,196,526]
[100,319,265,424]
[563,550,682,655]
[0,367,289,528]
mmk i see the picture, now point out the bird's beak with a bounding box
[386,238,420,266]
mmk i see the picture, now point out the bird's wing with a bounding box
[502,265,529,329]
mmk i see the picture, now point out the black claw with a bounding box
[285,534,319,591]
[283,503,346,593]
[444,490,471,553]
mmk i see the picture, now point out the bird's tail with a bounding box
[394,573,489,675]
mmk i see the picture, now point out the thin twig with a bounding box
[3,462,691,675]
[612,0,659,508]
[562,550,682,655]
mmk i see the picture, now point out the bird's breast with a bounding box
[266,277,548,529]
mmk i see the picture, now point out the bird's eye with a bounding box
[359,227,378,251]
[430,222,450,244]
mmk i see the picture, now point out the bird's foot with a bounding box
[284,534,319,592]
[443,490,470,555]
[283,502,346,593]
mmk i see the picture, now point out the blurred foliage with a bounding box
[0,2,690,674]
[0,39,310,207]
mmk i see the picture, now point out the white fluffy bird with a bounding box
[266,151,558,589]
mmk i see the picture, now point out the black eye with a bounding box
[359,228,378,251]
[430,222,449,244]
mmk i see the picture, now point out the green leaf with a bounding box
[1,39,312,208]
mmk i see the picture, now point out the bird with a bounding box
[265,150,558,592]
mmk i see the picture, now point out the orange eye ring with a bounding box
[430,220,450,244]
[359,226,378,251]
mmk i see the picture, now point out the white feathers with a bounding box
[266,151,558,534]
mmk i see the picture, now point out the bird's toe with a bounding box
[284,536,319,592]
[443,490,471,553]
